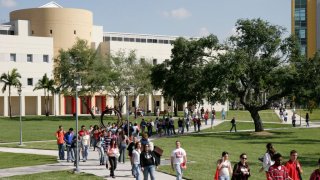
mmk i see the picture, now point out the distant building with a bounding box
[0,1,227,116]
[291,0,320,58]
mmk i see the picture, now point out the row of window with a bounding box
[103,36,175,44]
[10,54,49,63]
[31,29,78,35]
[0,30,14,35]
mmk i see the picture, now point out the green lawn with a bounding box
[0,115,153,143]
[154,128,320,180]
[202,121,292,132]
[295,109,320,121]
[0,152,57,169]
[2,170,103,180]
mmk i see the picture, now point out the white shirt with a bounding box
[132,149,141,165]
[263,152,274,172]
[219,160,231,176]
[171,148,186,164]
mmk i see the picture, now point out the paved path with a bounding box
[274,109,318,127]
[0,119,224,179]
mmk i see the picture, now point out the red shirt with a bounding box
[285,160,301,180]
[267,164,289,180]
[310,169,320,180]
[78,130,89,137]
[55,130,65,144]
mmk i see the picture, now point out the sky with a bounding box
[0,0,291,41]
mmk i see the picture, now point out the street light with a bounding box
[125,87,130,136]
[17,85,22,146]
[74,78,81,173]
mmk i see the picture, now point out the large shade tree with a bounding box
[151,35,219,116]
[204,19,300,132]
[54,39,103,119]
[0,68,21,118]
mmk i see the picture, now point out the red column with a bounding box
[72,96,76,114]
[102,96,106,111]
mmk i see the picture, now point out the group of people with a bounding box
[214,143,320,180]
[279,107,311,128]
[55,123,189,180]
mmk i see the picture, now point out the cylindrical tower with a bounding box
[10,7,93,56]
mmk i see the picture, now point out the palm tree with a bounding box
[34,73,55,116]
[0,68,21,118]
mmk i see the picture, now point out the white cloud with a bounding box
[1,0,17,8]
[163,8,191,20]
[198,27,210,37]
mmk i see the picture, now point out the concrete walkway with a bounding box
[0,119,224,179]
[274,109,316,127]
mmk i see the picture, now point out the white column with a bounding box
[77,96,81,115]
[135,96,139,108]
[54,94,60,116]
[122,95,126,114]
[148,94,152,111]
[21,95,25,116]
[37,95,41,115]
[184,102,188,109]
[160,96,164,111]
[4,95,8,116]
[109,96,114,108]
[171,100,175,113]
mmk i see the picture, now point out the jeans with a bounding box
[97,146,105,165]
[185,124,189,132]
[174,163,183,180]
[219,175,230,180]
[133,164,141,180]
[66,144,74,161]
[230,124,237,132]
[119,144,126,163]
[82,144,89,161]
[143,165,155,180]
[211,118,214,126]
[58,144,65,160]
[109,156,117,176]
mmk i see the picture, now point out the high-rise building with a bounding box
[291,0,319,58]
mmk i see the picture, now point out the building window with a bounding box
[32,30,34,34]
[27,78,33,86]
[147,39,153,43]
[124,37,130,42]
[43,55,49,63]
[10,53,16,62]
[50,29,52,34]
[9,31,14,35]
[156,101,160,107]
[104,36,110,41]
[164,40,169,44]
[27,54,33,62]
[141,38,146,43]
[74,30,76,35]
[132,101,135,107]
[136,38,141,42]
[153,59,157,65]
[168,102,171,106]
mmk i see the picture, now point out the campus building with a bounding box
[291,0,320,58]
[0,1,227,117]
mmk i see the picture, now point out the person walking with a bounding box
[262,143,276,178]
[267,153,289,180]
[107,139,119,178]
[216,151,232,180]
[285,150,303,180]
[171,140,187,180]
[232,153,250,180]
[306,113,310,127]
[292,113,296,127]
[140,143,158,180]
[55,125,65,160]
[118,131,128,164]
[211,108,216,128]
[132,142,142,180]
[78,125,90,162]
[64,128,74,162]
[230,117,237,132]
[310,158,320,180]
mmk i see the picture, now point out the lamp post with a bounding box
[74,79,80,173]
[125,90,130,136]
[17,85,22,146]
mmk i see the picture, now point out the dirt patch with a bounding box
[250,131,274,136]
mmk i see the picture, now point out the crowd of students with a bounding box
[214,143,320,180]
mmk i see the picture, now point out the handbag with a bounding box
[153,146,163,156]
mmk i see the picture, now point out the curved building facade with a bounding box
[10,7,93,56]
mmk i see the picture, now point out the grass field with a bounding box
[3,170,103,180]
[295,109,320,121]
[0,152,57,169]
[154,128,320,180]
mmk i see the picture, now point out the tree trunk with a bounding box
[248,109,264,132]
[9,86,12,118]
[81,96,95,119]
[174,101,178,117]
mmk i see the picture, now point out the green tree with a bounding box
[0,68,21,118]
[33,73,55,116]
[151,35,219,116]
[204,19,300,132]
[54,39,102,119]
